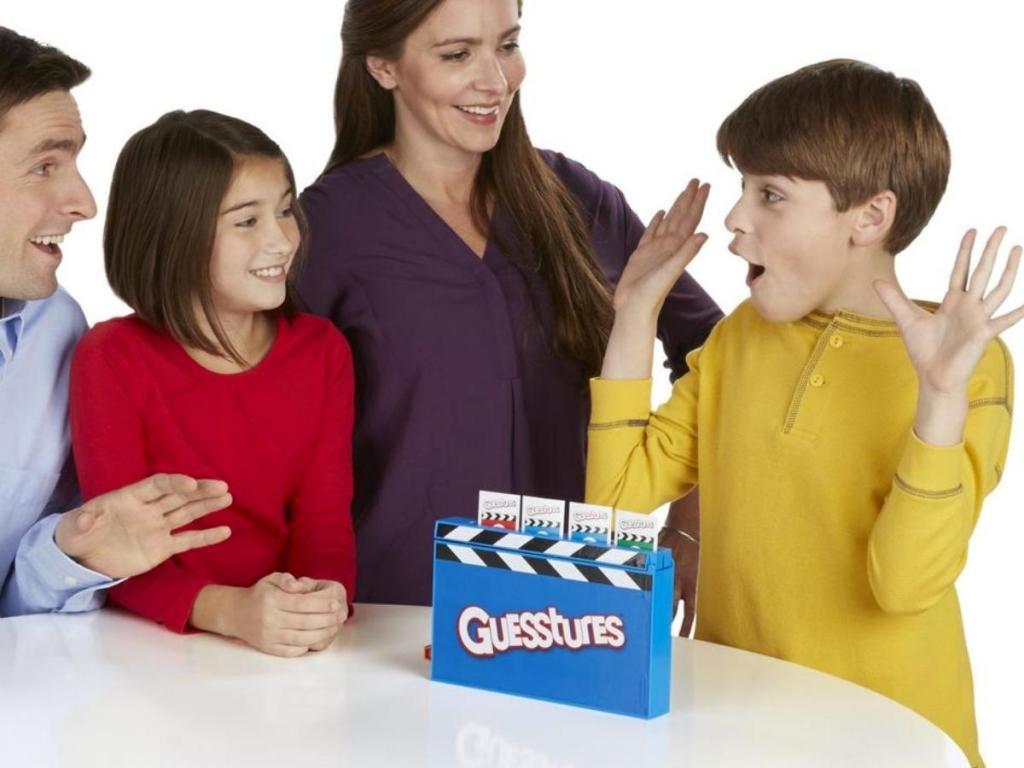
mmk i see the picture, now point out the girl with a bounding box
[71,111,355,657]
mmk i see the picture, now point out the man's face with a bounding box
[0,90,96,301]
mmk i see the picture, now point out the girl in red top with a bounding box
[70,110,355,656]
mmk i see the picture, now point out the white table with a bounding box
[0,604,968,767]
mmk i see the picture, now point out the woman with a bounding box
[297,0,721,610]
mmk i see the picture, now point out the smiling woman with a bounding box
[296,0,723,606]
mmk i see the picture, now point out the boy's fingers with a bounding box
[983,245,1022,314]
[663,233,709,276]
[672,183,710,239]
[658,179,698,237]
[992,303,1024,335]
[949,229,976,292]
[873,280,921,328]
[638,210,666,248]
[968,226,1006,298]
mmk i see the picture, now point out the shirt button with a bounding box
[810,373,825,388]
[63,576,78,587]
[829,334,844,348]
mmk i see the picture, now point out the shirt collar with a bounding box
[0,297,28,364]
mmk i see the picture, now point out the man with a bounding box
[0,27,233,616]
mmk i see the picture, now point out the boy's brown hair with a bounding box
[105,110,306,367]
[716,59,950,255]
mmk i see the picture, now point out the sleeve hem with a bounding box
[894,429,963,495]
[590,378,652,425]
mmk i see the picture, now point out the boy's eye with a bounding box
[441,49,469,62]
[761,188,783,204]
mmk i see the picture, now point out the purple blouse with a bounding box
[297,151,722,605]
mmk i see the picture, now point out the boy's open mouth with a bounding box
[746,263,766,286]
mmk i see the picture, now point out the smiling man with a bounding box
[0,27,235,616]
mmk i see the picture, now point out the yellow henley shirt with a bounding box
[586,299,1013,767]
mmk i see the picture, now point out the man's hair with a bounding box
[105,110,306,367]
[716,59,950,254]
[0,27,90,129]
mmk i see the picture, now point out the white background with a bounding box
[6,1,1023,763]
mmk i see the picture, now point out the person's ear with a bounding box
[365,56,399,90]
[850,190,897,249]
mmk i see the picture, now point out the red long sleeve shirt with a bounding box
[70,312,356,633]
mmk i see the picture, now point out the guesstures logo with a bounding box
[482,499,518,512]
[458,606,625,657]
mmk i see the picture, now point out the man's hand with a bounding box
[192,573,347,657]
[55,473,232,579]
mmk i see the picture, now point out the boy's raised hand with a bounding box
[875,228,1022,393]
[602,180,710,380]
[874,227,1023,444]
[613,180,710,316]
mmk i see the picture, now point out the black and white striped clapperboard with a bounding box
[434,522,652,591]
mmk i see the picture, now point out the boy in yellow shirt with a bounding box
[586,59,1021,767]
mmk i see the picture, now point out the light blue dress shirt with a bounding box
[0,288,114,616]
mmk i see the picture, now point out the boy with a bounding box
[586,59,1020,767]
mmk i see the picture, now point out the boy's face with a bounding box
[725,173,859,322]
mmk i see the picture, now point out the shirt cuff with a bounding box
[894,430,964,500]
[2,514,122,615]
[37,514,117,586]
[590,378,652,426]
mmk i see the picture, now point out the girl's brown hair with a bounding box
[325,0,613,379]
[105,109,306,366]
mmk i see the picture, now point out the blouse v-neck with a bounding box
[367,153,497,263]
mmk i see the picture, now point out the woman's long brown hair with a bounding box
[325,0,613,379]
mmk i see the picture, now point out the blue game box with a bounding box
[430,516,674,718]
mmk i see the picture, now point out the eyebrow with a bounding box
[221,188,293,215]
[432,25,521,47]
[26,133,86,158]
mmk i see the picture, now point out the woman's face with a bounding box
[370,0,525,160]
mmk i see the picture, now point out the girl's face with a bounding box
[369,0,525,160]
[208,155,299,322]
